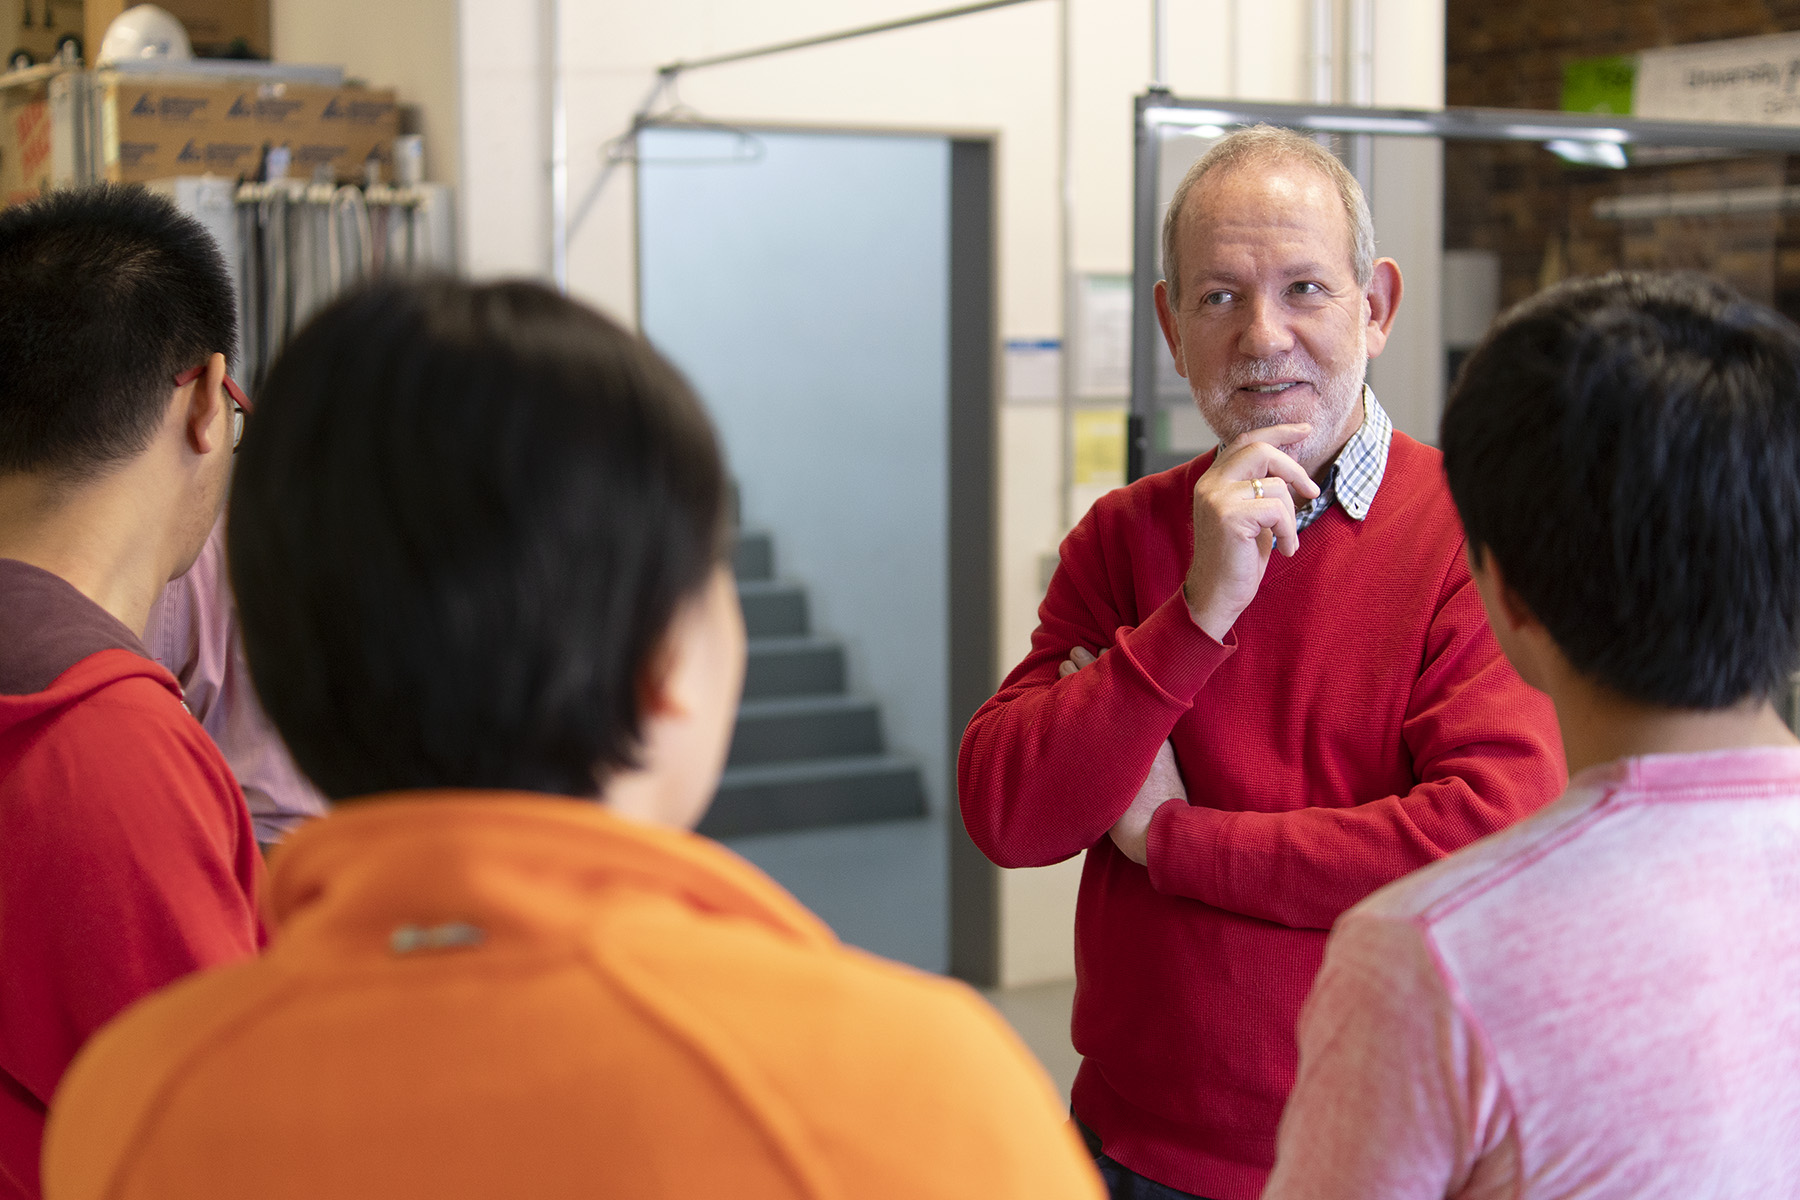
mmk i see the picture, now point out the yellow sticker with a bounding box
[1073,409,1127,486]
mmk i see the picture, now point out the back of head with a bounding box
[0,184,237,481]
[1161,124,1377,302]
[1442,270,1800,708]
[227,278,727,802]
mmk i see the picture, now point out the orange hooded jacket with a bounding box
[43,793,1101,1200]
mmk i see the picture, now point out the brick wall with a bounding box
[1449,0,1800,109]
[1445,0,1800,318]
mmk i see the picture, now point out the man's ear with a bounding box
[635,630,688,723]
[1467,544,1537,634]
[1153,279,1189,380]
[1361,258,1403,360]
[182,352,230,455]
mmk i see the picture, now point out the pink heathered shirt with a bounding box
[1264,746,1800,1200]
[144,518,327,845]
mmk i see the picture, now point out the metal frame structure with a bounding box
[1129,93,1800,480]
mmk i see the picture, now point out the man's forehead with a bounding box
[1178,160,1356,276]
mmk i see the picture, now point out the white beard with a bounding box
[1192,335,1368,473]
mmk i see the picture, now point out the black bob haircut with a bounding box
[1442,269,1800,709]
[228,278,728,801]
[0,183,238,479]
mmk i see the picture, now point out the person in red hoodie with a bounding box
[0,185,264,1200]
[958,124,1566,1200]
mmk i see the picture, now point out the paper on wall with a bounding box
[1636,32,1800,126]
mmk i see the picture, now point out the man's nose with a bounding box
[1237,295,1295,359]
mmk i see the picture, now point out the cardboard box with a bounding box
[100,75,397,184]
[0,79,54,207]
[86,0,271,61]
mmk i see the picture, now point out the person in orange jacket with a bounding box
[42,278,1102,1200]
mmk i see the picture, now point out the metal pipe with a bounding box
[1058,0,1076,534]
[1151,0,1168,88]
[1225,0,1239,96]
[1593,185,1800,221]
[1128,96,1163,483]
[658,0,1041,75]
[548,0,569,291]
[1308,0,1335,104]
[1344,0,1374,195]
[1139,97,1800,153]
[566,73,674,245]
[1347,0,1374,105]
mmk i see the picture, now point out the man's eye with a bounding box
[1291,281,1324,296]
[1200,290,1234,306]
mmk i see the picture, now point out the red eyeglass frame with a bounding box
[173,363,252,450]
[173,363,252,411]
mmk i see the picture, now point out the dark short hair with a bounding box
[0,184,237,479]
[228,278,728,800]
[1442,270,1800,708]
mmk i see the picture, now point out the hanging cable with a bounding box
[331,185,374,289]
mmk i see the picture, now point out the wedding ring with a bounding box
[1251,478,1265,500]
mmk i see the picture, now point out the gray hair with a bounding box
[1160,125,1376,305]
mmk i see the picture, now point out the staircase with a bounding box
[699,528,930,839]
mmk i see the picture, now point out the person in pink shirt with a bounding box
[144,517,327,848]
[1262,270,1800,1199]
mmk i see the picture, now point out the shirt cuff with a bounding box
[1146,798,1230,902]
[1114,585,1238,707]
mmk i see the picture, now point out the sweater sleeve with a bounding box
[958,507,1234,869]
[1261,911,1516,1200]
[1144,559,1565,928]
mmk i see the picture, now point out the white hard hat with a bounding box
[97,5,193,66]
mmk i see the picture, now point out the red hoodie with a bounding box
[0,560,263,1200]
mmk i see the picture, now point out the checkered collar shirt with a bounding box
[1293,386,1393,531]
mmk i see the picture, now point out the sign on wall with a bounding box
[1636,32,1800,125]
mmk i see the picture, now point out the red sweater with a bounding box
[958,434,1564,1200]
[0,561,264,1200]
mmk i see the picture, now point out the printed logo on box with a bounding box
[227,93,305,123]
[294,143,349,166]
[130,93,208,122]
[321,96,396,125]
[175,136,257,170]
[117,141,160,167]
[158,95,209,121]
[206,142,255,168]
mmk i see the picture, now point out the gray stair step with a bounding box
[702,755,928,838]
[728,694,882,767]
[733,530,774,582]
[737,580,808,638]
[745,636,846,700]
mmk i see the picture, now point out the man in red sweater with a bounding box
[0,186,264,1200]
[958,126,1564,1200]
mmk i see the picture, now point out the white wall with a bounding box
[454,0,545,277]
[270,0,461,190]
[299,0,1448,987]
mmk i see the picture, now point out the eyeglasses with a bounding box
[173,363,252,452]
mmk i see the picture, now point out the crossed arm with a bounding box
[959,435,1562,930]
[959,425,1318,871]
